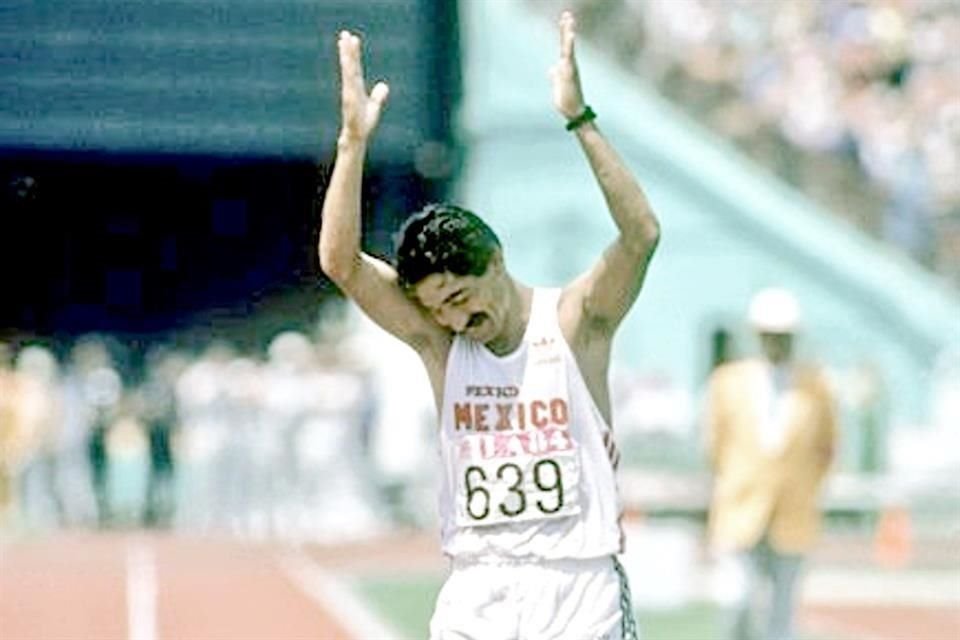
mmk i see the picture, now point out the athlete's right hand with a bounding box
[336,30,389,145]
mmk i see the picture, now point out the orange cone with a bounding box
[873,506,913,569]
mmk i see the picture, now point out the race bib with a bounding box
[453,428,582,528]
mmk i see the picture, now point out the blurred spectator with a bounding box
[64,335,124,527]
[221,354,265,535]
[703,288,838,640]
[174,340,238,532]
[138,346,185,528]
[0,341,21,527]
[846,359,890,474]
[294,327,383,541]
[532,0,960,287]
[14,344,65,530]
[262,330,317,536]
[346,309,438,528]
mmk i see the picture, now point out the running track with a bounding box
[2,531,957,640]
[0,532,372,640]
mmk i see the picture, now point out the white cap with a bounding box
[748,287,801,333]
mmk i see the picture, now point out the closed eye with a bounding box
[445,289,468,306]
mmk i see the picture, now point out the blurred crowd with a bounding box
[2,310,955,542]
[0,319,402,542]
[531,0,960,287]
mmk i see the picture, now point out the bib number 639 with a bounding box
[456,452,580,527]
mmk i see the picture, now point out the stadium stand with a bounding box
[528,0,960,288]
[1,0,460,339]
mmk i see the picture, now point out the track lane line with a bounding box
[126,539,158,640]
[277,547,401,640]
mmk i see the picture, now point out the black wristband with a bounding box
[565,105,596,131]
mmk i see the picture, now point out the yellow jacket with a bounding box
[705,358,838,554]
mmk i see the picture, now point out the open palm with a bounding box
[337,31,389,143]
[549,12,586,120]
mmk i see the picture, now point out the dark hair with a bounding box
[394,203,501,289]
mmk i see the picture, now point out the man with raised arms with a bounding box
[319,11,659,639]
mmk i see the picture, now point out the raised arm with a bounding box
[553,12,660,335]
[318,32,448,358]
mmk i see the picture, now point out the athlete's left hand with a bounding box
[549,11,586,120]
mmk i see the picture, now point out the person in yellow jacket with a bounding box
[704,288,838,640]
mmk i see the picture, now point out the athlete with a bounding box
[319,11,659,639]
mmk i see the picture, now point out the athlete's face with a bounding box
[413,254,509,345]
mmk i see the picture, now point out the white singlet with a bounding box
[437,288,623,560]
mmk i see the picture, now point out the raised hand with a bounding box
[337,30,389,144]
[549,11,586,120]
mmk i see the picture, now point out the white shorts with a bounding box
[429,555,638,640]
